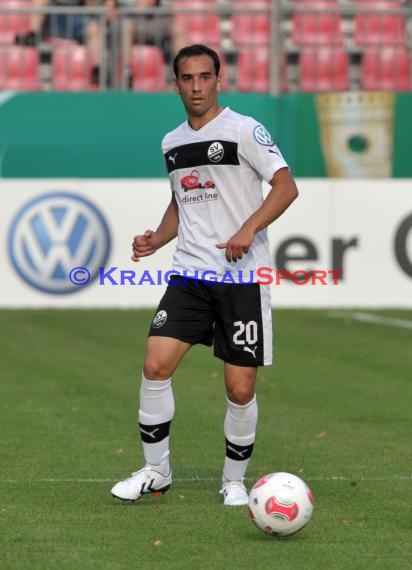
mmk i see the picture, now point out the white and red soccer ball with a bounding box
[248,472,314,537]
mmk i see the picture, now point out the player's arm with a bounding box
[131,194,179,262]
[216,167,298,262]
[244,167,298,234]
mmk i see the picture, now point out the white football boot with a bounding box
[111,465,172,501]
[220,480,249,506]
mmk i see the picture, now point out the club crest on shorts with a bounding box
[153,310,167,329]
[207,141,224,163]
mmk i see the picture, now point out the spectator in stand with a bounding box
[15,0,105,85]
[119,0,187,87]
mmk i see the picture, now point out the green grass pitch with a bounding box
[1,309,411,570]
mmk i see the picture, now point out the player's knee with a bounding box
[226,386,254,406]
[143,357,172,380]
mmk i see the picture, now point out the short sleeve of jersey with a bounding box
[238,118,289,183]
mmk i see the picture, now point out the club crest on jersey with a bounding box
[207,142,224,163]
[153,310,167,329]
[253,125,274,146]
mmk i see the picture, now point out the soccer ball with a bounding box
[248,472,314,537]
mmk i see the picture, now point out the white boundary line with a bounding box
[1,476,412,484]
[328,311,412,330]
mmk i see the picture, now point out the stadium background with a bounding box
[1,0,412,307]
[1,4,412,569]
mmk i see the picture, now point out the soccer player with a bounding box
[111,44,299,506]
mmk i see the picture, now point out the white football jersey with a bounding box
[162,107,289,282]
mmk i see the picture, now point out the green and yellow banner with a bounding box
[0,92,410,178]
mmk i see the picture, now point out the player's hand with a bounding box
[131,230,160,262]
[216,227,255,262]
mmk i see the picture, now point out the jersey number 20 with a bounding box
[233,320,258,346]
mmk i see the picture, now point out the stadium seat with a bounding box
[172,0,221,48]
[130,45,167,91]
[52,44,95,91]
[236,47,290,93]
[230,0,270,47]
[360,46,410,91]
[291,0,344,45]
[299,46,349,92]
[354,0,406,46]
[0,0,31,44]
[237,47,270,92]
[0,45,41,89]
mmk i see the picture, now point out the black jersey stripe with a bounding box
[164,140,239,173]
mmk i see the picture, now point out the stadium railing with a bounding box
[0,0,411,93]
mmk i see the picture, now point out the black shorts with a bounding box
[148,277,273,367]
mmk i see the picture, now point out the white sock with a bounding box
[223,396,258,483]
[138,373,174,475]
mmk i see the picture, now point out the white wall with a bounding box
[1,179,411,307]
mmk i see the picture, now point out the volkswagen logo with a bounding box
[253,125,275,146]
[8,192,111,294]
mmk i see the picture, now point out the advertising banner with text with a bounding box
[1,179,411,308]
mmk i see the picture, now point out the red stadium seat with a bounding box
[0,0,31,44]
[292,0,344,45]
[130,45,167,91]
[237,47,270,92]
[354,0,406,46]
[236,47,290,93]
[52,44,94,91]
[173,0,221,48]
[230,0,270,47]
[299,46,349,92]
[0,45,41,89]
[360,46,410,91]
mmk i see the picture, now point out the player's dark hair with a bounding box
[173,44,221,78]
